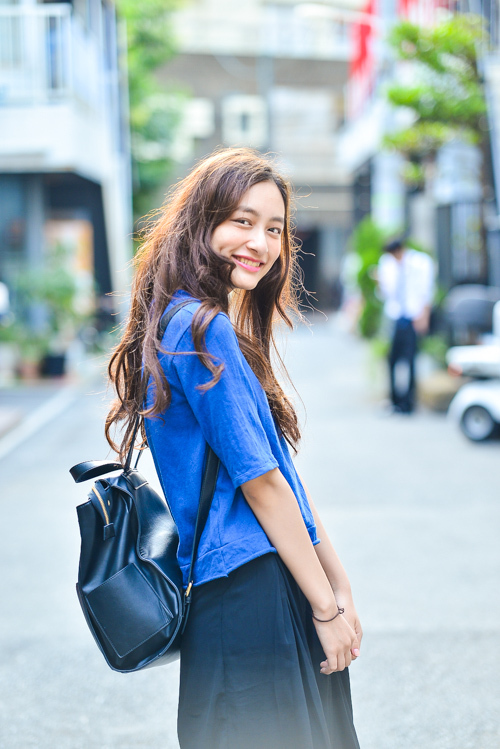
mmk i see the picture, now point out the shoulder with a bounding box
[408,250,433,270]
[162,299,235,353]
[407,250,432,265]
[378,253,393,268]
[378,254,394,274]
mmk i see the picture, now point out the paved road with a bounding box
[0,317,499,748]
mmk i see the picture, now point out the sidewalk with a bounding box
[0,382,67,438]
[0,352,107,448]
[1,317,498,749]
[289,316,500,749]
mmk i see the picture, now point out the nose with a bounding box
[246,226,268,256]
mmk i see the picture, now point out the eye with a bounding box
[268,227,282,235]
[233,218,251,226]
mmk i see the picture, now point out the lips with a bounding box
[233,255,264,273]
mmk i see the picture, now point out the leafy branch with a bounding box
[116,0,186,221]
[384,15,487,164]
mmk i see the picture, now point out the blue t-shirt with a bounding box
[144,290,318,588]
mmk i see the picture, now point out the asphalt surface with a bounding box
[0,316,499,749]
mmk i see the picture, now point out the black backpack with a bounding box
[69,301,219,672]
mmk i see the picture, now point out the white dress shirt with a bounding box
[378,249,435,320]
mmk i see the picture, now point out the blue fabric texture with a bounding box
[144,290,318,588]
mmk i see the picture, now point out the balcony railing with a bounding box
[174,5,352,61]
[0,4,100,108]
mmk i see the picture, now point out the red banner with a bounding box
[347,0,377,119]
[398,0,440,25]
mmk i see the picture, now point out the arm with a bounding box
[377,256,392,302]
[241,468,360,674]
[299,477,363,657]
[172,315,359,672]
[412,305,431,335]
[412,255,435,335]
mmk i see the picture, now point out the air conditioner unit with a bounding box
[183,98,215,140]
[221,95,268,148]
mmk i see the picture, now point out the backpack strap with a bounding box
[70,460,123,483]
[183,446,220,608]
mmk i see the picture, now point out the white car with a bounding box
[446,343,500,379]
[448,380,500,441]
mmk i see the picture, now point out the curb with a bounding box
[0,407,23,439]
[0,383,82,464]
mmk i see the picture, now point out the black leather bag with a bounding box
[69,302,220,673]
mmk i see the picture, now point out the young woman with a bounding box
[106,148,362,749]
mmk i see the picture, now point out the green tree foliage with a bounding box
[352,217,387,338]
[116,0,185,221]
[384,14,487,181]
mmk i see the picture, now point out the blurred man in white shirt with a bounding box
[378,239,435,413]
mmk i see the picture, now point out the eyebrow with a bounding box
[238,205,285,225]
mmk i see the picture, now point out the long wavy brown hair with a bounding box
[105,147,303,464]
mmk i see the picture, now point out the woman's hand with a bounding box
[333,591,363,661]
[312,611,359,674]
[297,477,363,666]
[412,306,431,335]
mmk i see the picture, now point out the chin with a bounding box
[230,271,261,291]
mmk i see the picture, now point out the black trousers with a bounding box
[178,553,360,749]
[388,317,417,413]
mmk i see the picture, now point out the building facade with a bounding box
[0,0,132,326]
[159,0,358,309]
[338,0,500,291]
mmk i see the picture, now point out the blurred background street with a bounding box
[2,0,500,745]
[0,318,499,748]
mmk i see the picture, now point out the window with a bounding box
[221,95,267,148]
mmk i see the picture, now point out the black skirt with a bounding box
[178,553,360,749]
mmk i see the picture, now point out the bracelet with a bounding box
[312,607,344,623]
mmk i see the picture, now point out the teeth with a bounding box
[235,257,261,268]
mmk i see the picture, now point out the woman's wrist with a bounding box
[311,596,339,620]
[311,606,344,623]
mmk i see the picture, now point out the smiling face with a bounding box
[211,181,285,291]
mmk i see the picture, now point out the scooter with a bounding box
[447,302,500,441]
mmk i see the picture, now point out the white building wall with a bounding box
[0,1,132,297]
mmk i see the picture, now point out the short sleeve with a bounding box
[377,255,394,300]
[171,313,279,488]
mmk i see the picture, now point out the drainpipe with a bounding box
[25,174,46,330]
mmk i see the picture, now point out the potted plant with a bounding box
[0,317,19,385]
[13,243,91,377]
[13,322,49,380]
